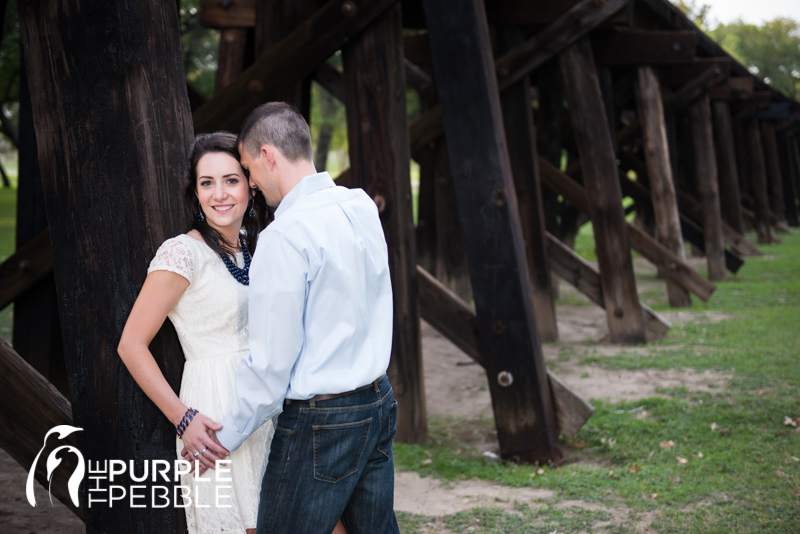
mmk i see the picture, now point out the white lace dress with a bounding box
[148,234,274,534]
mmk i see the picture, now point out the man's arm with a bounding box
[217,229,308,451]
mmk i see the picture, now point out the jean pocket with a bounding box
[377,400,397,459]
[313,418,372,483]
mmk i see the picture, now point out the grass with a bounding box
[0,181,15,342]
[394,231,800,533]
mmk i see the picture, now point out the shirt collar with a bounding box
[274,172,336,219]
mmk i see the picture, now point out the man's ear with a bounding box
[262,145,278,170]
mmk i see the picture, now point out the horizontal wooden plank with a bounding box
[593,29,695,66]
[416,265,594,437]
[658,58,730,87]
[199,0,255,28]
[0,228,53,311]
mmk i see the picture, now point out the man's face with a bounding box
[239,143,281,207]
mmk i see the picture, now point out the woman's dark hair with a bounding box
[185,132,272,258]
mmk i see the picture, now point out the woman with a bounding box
[118,132,273,533]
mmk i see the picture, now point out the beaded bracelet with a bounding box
[176,408,198,438]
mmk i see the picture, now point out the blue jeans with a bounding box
[256,376,400,534]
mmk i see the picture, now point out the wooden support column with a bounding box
[794,136,800,222]
[760,121,787,227]
[343,5,425,444]
[712,101,745,234]
[14,52,68,395]
[559,39,646,344]
[777,132,799,227]
[256,0,311,119]
[745,117,774,243]
[214,28,248,95]
[689,95,726,280]
[497,25,558,342]
[19,1,191,530]
[635,66,691,307]
[423,0,561,464]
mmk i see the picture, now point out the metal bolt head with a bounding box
[491,319,505,335]
[341,1,357,16]
[493,188,506,207]
[614,306,624,318]
[497,371,514,387]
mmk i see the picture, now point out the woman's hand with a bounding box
[179,413,230,472]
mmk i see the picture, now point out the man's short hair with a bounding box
[238,102,313,162]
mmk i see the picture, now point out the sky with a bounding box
[697,0,800,25]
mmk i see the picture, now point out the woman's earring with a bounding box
[249,198,255,218]
[197,202,205,222]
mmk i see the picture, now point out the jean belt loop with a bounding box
[309,396,316,408]
[373,377,380,394]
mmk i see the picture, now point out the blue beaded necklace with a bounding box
[212,236,251,286]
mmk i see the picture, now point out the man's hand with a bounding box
[179,413,230,472]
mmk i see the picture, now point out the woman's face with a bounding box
[195,152,251,236]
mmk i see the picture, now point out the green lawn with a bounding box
[0,184,15,342]
[395,232,800,533]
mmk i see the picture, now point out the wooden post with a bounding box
[732,118,754,218]
[214,28,249,95]
[19,1,191,530]
[433,141,473,301]
[760,121,786,227]
[745,117,774,243]
[255,0,311,119]
[423,0,561,464]
[13,52,68,395]
[712,101,745,234]
[343,5,426,444]
[635,66,691,307]
[497,25,558,342]
[689,95,726,281]
[777,132,799,227]
[559,39,646,344]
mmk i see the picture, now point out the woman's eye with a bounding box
[200,180,212,187]
[227,178,239,185]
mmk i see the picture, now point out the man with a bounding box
[215,102,400,534]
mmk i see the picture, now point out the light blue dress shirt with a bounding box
[217,172,394,451]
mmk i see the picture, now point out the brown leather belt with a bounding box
[284,375,385,406]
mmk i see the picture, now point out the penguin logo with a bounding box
[26,425,85,507]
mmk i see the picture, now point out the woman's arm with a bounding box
[118,270,228,469]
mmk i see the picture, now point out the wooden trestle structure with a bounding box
[3,0,799,530]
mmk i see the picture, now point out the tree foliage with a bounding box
[671,1,800,101]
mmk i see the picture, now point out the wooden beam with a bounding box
[193,0,398,133]
[745,117,775,243]
[19,1,191,530]
[712,101,746,233]
[560,39,647,344]
[635,66,691,307]
[658,58,731,88]
[214,28,248,95]
[593,29,695,66]
[690,95,727,280]
[760,121,787,225]
[423,0,562,465]
[497,25,558,342]
[546,233,671,340]
[200,0,255,28]
[416,265,595,438]
[0,339,83,520]
[256,0,312,119]
[539,157,717,301]
[495,0,628,91]
[777,132,800,226]
[343,4,425,444]
[0,228,52,311]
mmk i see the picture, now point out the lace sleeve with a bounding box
[148,237,194,283]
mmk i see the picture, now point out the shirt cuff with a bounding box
[216,413,249,452]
